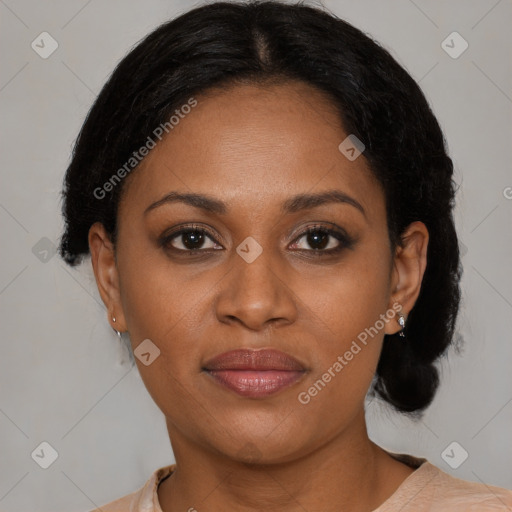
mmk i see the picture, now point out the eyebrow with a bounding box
[144,189,366,218]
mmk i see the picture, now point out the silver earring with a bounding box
[397,310,406,338]
[112,316,122,338]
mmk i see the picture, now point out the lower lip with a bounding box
[204,370,305,398]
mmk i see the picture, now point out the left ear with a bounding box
[385,221,429,335]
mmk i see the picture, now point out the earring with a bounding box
[112,315,122,338]
[397,310,406,338]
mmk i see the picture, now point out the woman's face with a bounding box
[90,81,427,464]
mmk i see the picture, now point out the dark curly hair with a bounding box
[58,0,462,414]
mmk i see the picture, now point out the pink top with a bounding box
[91,455,512,511]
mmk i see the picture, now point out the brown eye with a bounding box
[289,225,354,254]
[160,226,223,252]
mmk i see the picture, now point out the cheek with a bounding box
[115,241,232,409]
[296,242,392,347]
[117,230,207,341]
[291,246,391,404]
[119,263,207,419]
[293,291,388,432]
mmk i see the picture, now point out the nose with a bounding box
[214,245,298,331]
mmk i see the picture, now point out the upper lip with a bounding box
[203,348,306,371]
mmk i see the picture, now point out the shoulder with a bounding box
[89,491,138,512]
[380,458,512,511]
[428,465,512,510]
[88,464,176,512]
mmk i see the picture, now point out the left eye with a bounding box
[163,228,222,251]
[290,227,348,252]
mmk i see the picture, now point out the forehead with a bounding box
[118,81,383,221]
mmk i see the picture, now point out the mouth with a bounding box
[202,348,307,398]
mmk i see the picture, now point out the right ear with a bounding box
[88,222,127,332]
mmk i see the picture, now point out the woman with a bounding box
[58,1,512,510]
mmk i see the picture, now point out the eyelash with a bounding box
[290,224,355,255]
[159,223,355,256]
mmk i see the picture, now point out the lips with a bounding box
[202,348,307,398]
[203,348,305,371]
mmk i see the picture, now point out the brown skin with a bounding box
[89,81,429,512]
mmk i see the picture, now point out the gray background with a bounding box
[1,0,511,510]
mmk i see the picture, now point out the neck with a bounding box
[158,409,415,512]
